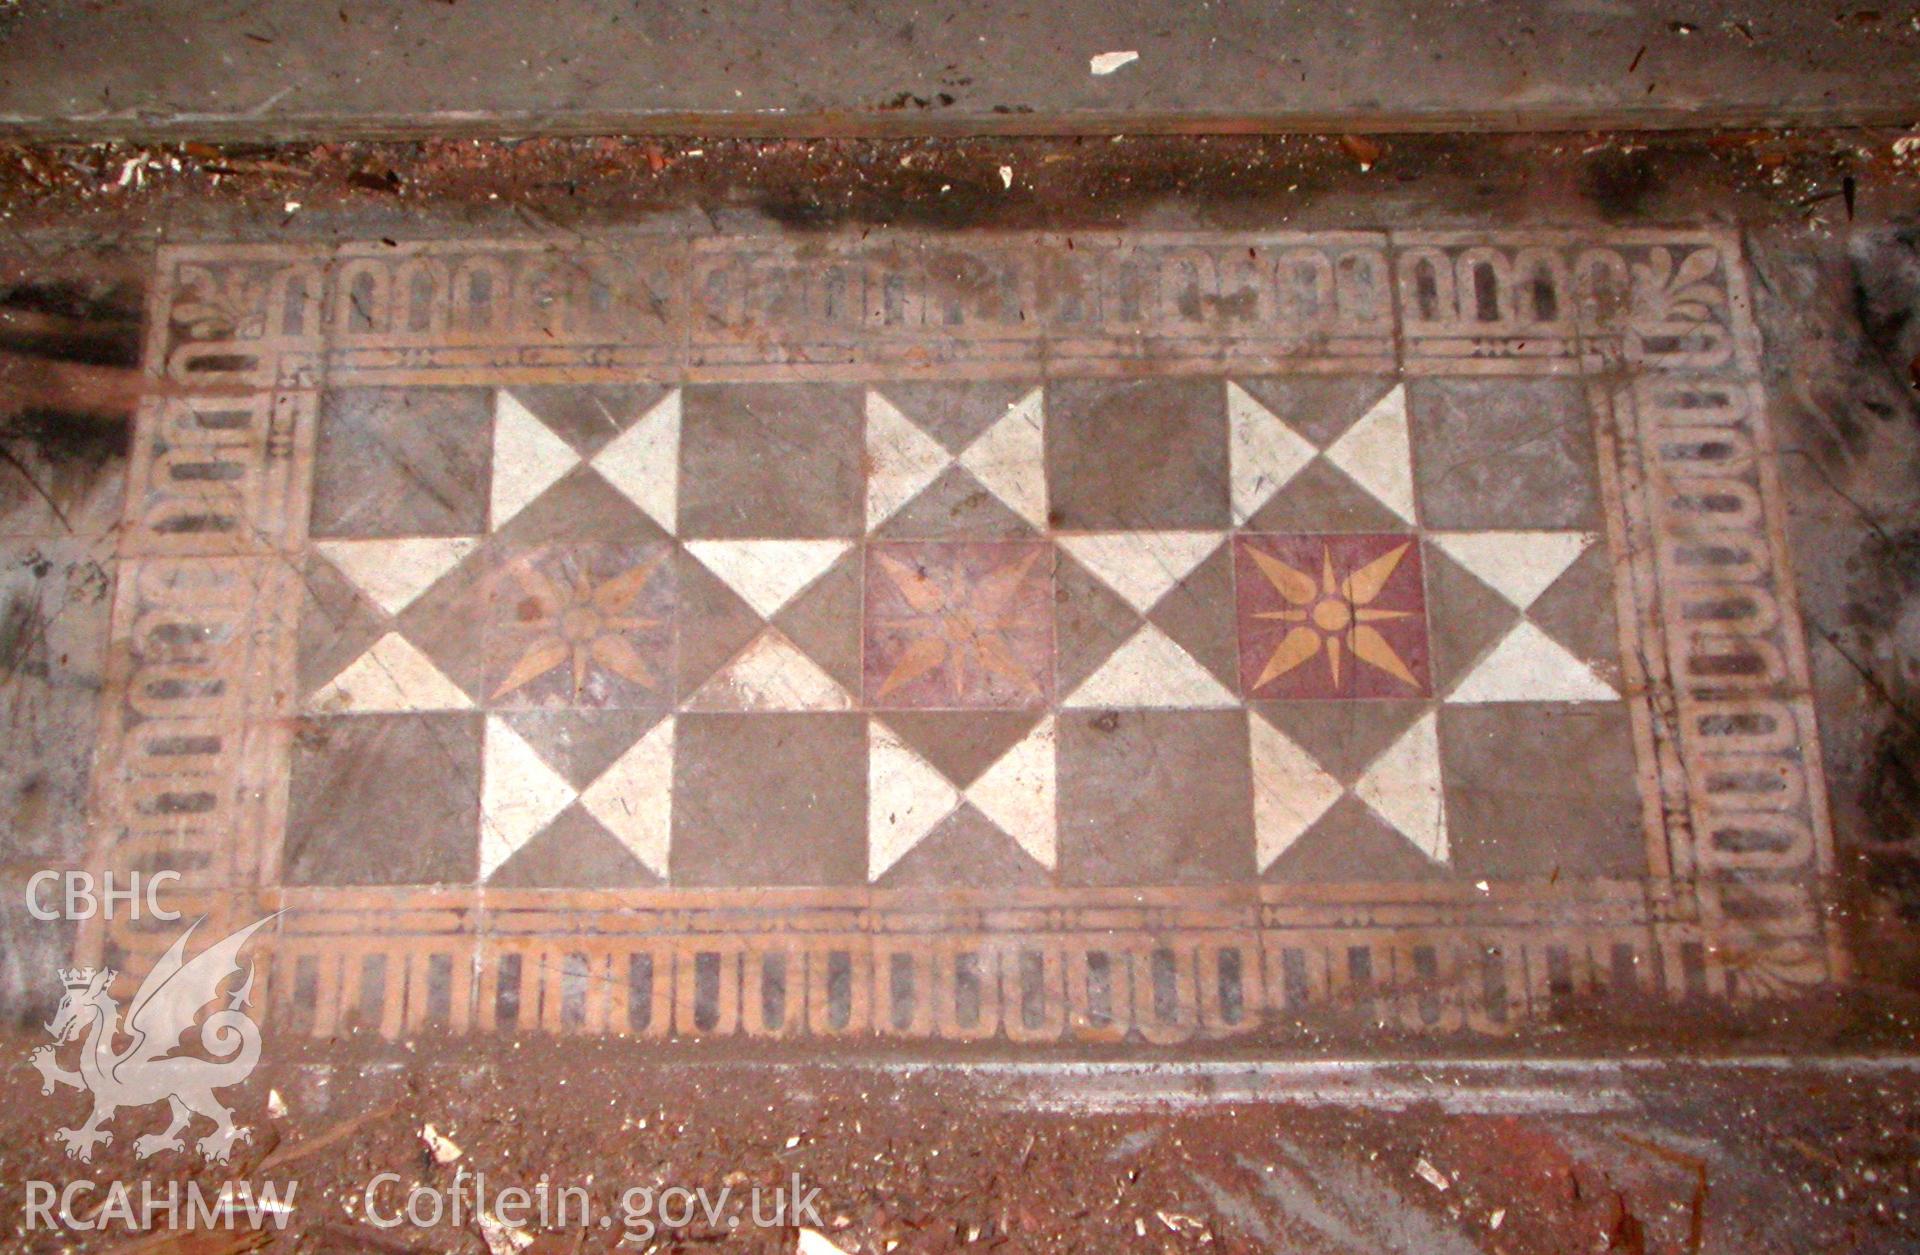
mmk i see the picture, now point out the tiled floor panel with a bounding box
[79,230,1837,1044]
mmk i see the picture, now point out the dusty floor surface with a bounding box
[0,130,1918,1250]
[7,1036,1920,1255]
[4,1032,1920,1253]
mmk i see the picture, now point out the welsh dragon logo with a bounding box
[30,915,274,1163]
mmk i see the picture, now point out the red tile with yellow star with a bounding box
[1233,533,1431,701]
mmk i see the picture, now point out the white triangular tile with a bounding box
[965,715,1056,870]
[578,716,674,878]
[1323,383,1416,524]
[684,539,851,619]
[1057,531,1224,614]
[958,387,1047,530]
[480,716,579,880]
[307,632,473,713]
[1448,620,1618,704]
[1228,381,1318,525]
[1249,712,1344,871]
[1063,623,1238,708]
[869,719,963,881]
[593,389,680,533]
[1352,710,1447,864]
[866,390,953,532]
[315,537,478,616]
[1431,531,1595,610]
[491,391,581,530]
[683,628,854,712]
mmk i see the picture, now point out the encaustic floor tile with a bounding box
[93,230,1836,1043]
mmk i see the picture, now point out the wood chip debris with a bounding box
[421,1122,463,1164]
[478,1210,536,1255]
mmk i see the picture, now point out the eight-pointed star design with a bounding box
[1246,541,1420,691]
[867,544,1053,706]
[492,548,669,702]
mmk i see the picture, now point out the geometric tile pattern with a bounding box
[1058,530,1238,709]
[868,715,1055,880]
[293,374,1624,891]
[1431,530,1617,703]
[284,364,1635,894]
[82,230,1841,1045]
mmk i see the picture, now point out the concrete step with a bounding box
[3,0,1919,142]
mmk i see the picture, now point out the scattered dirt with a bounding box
[0,129,1916,239]
[1,1032,1917,1254]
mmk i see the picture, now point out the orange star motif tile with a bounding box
[864,541,1055,709]
[482,542,674,709]
[1234,533,1431,700]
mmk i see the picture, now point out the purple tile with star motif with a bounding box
[480,541,675,709]
[863,540,1055,710]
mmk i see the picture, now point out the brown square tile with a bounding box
[285,713,481,885]
[678,383,863,538]
[1057,709,1253,885]
[864,540,1055,709]
[310,387,492,538]
[1440,704,1645,879]
[671,712,866,886]
[1236,534,1431,700]
[1045,378,1230,529]
[1408,379,1601,530]
[479,541,674,710]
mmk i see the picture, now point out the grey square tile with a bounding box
[1409,378,1601,530]
[1440,704,1644,879]
[1058,709,1253,885]
[672,712,866,885]
[310,387,492,538]
[678,384,863,538]
[284,713,482,885]
[1046,378,1230,529]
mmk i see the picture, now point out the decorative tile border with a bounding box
[78,229,1839,1042]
